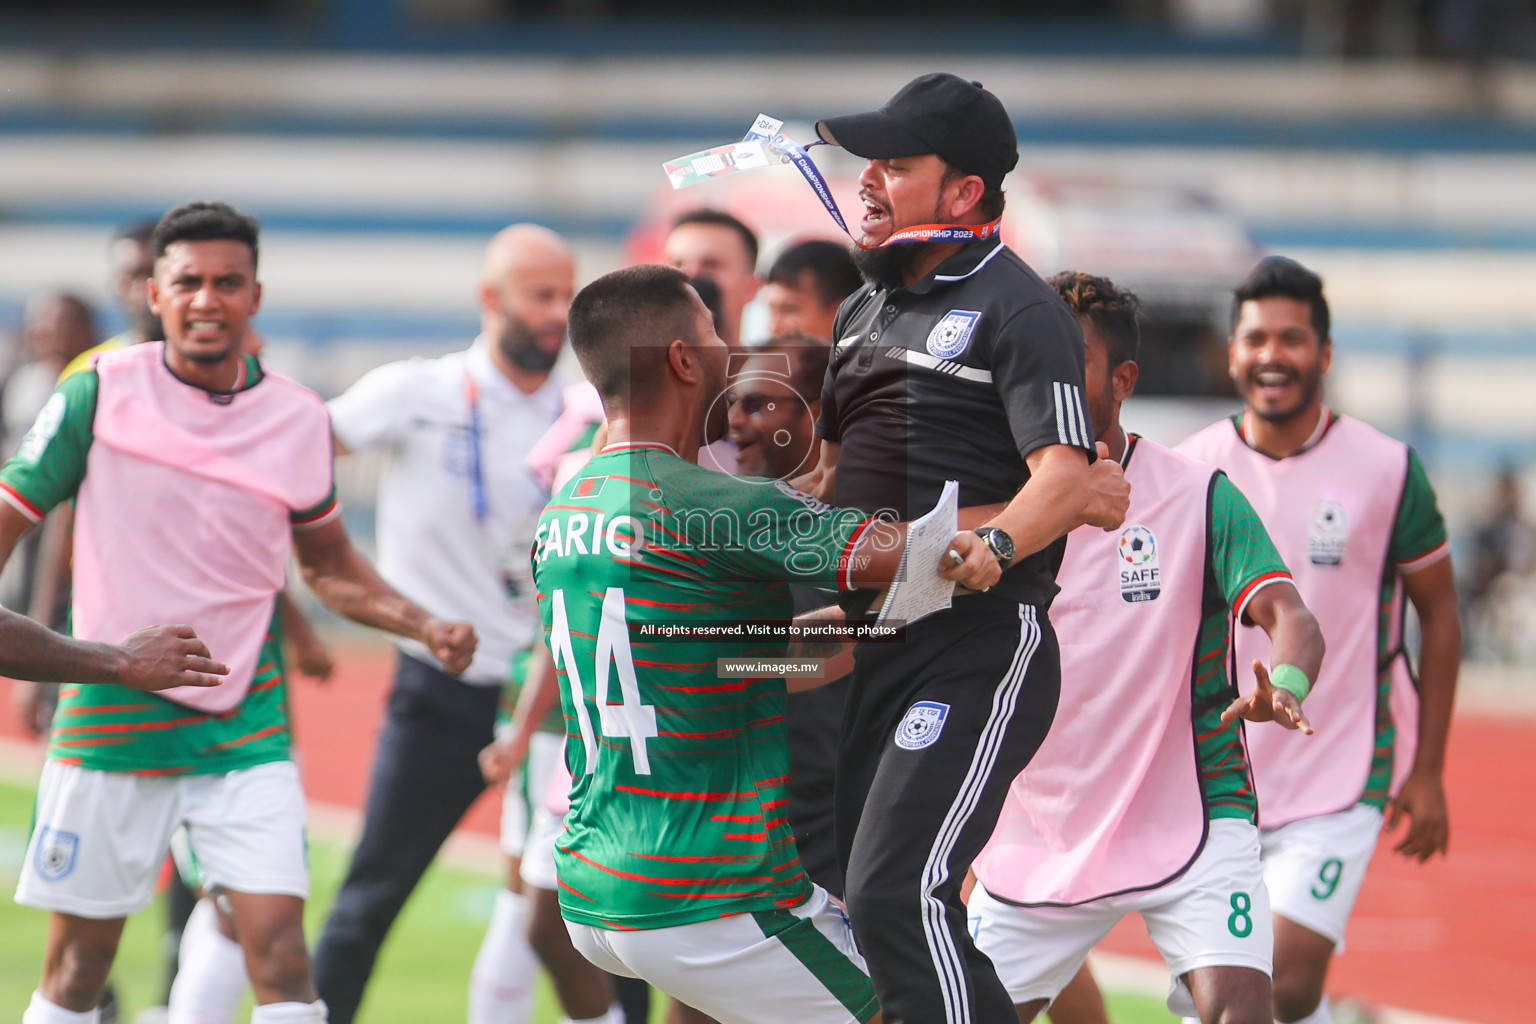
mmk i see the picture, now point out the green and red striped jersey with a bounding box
[532,442,871,930]
[48,619,291,774]
[0,362,324,775]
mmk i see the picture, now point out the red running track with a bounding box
[3,641,1531,1022]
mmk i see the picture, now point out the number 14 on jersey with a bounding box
[548,587,659,775]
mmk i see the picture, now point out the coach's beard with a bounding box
[852,243,926,290]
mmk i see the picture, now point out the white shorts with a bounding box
[16,759,308,919]
[970,819,1272,1018]
[519,754,571,892]
[499,732,564,859]
[1261,803,1382,949]
[517,805,561,892]
[566,885,877,1024]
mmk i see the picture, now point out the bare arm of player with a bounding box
[846,522,1000,592]
[480,646,558,787]
[975,443,1129,561]
[11,503,74,733]
[276,588,335,682]
[292,516,478,675]
[0,616,227,691]
[1389,555,1461,862]
[1221,582,1324,734]
[785,603,856,691]
[790,440,838,501]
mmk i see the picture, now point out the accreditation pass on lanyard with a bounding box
[661,114,1002,251]
[463,371,529,600]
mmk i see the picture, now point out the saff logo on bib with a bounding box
[1118,524,1161,603]
[926,310,982,359]
[34,827,79,882]
[895,701,950,750]
[1308,500,1348,565]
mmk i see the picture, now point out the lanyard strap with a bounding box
[464,371,488,523]
[768,133,1004,250]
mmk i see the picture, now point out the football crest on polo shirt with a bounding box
[1308,499,1348,565]
[895,701,950,750]
[926,310,982,359]
[34,827,79,882]
[1118,524,1161,603]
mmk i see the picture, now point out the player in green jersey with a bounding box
[534,265,1001,1024]
[4,201,477,1024]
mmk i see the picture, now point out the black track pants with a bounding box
[313,652,500,1024]
[836,597,1060,1024]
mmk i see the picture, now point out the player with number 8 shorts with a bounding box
[968,272,1325,1024]
[1178,257,1460,1024]
[532,265,1004,1024]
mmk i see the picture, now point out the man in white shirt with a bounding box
[314,224,575,1024]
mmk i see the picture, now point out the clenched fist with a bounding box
[424,619,478,676]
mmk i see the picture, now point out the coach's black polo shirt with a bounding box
[816,236,1093,608]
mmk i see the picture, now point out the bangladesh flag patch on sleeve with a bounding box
[572,475,608,499]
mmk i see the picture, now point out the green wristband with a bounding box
[1269,663,1310,702]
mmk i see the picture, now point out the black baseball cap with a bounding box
[816,73,1019,190]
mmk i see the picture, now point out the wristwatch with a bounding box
[972,527,1016,569]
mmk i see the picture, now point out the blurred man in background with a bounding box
[726,337,826,481]
[664,208,759,350]
[59,220,165,381]
[3,291,98,456]
[1463,466,1536,661]
[725,337,852,899]
[1,291,98,734]
[762,240,862,343]
[1179,256,1462,1024]
[315,224,574,1024]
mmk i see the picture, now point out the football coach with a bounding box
[798,74,1130,1024]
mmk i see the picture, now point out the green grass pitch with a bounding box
[0,776,1175,1023]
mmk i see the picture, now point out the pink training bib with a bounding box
[72,343,334,713]
[1179,414,1410,826]
[974,438,1223,905]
